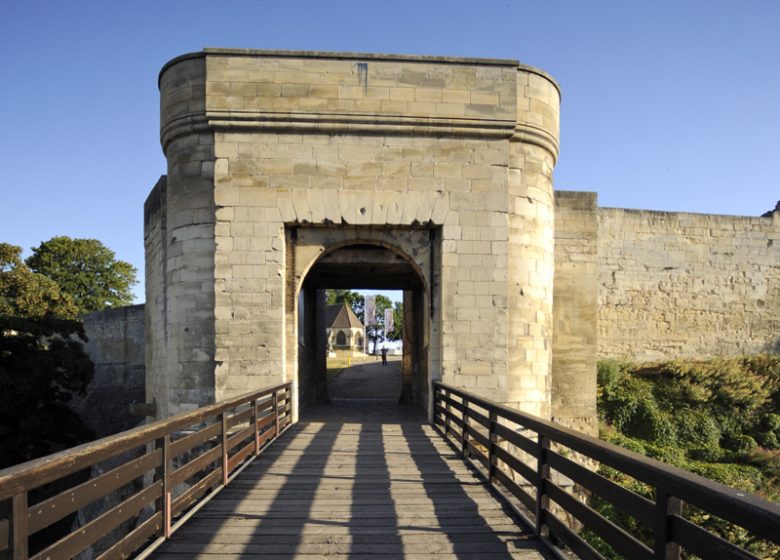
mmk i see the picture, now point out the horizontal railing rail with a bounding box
[0,382,292,560]
[432,381,780,560]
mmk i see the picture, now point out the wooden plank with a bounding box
[12,492,27,560]
[28,449,162,535]
[0,383,290,500]
[226,440,254,473]
[0,517,8,553]
[433,381,780,545]
[96,511,162,560]
[171,470,222,518]
[31,481,162,560]
[546,481,652,560]
[671,515,758,560]
[493,467,536,511]
[494,445,538,486]
[225,425,254,453]
[547,449,654,526]
[169,446,221,487]
[494,423,538,457]
[546,512,605,560]
[170,423,220,459]
[147,406,550,560]
[225,406,253,429]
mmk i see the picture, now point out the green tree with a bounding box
[0,315,95,551]
[326,289,364,321]
[26,236,137,315]
[366,294,396,353]
[0,316,94,468]
[0,243,78,319]
[387,301,404,342]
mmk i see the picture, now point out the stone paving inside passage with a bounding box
[151,399,553,559]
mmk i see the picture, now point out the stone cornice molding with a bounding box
[206,110,516,139]
[161,110,519,150]
[162,112,560,162]
[512,124,560,163]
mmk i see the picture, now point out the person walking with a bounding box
[380,341,388,366]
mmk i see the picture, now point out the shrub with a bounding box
[597,358,628,388]
[674,409,721,448]
[722,434,758,454]
[688,447,724,462]
[755,431,780,450]
[644,443,686,464]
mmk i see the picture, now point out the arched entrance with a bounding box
[285,226,436,418]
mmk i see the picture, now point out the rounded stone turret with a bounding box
[506,67,560,418]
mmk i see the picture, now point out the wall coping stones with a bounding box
[159,48,560,96]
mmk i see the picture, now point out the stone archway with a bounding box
[286,226,435,417]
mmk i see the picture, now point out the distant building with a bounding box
[325,303,365,351]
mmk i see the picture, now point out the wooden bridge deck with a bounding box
[150,403,553,559]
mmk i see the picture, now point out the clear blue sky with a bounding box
[2,1,778,302]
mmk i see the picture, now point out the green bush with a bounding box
[755,431,780,450]
[601,377,677,445]
[597,358,628,388]
[674,409,721,448]
[687,446,724,462]
[594,354,780,558]
[644,443,686,464]
[722,434,758,454]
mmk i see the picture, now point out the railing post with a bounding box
[252,399,260,455]
[488,409,497,485]
[654,489,682,560]
[12,491,27,560]
[444,389,452,438]
[273,391,280,438]
[221,411,229,486]
[155,435,172,539]
[461,397,469,458]
[535,434,550,537]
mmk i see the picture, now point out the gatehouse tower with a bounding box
[145,49,568,426]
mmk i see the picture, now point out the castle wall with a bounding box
[597,208,780,360]
[154,56,217,418]
[552,192,598,435]
[148,49,561,419]
[77,305,146,437]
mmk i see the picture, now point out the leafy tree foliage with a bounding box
[26,236,137,315]
[325,290,404,352]
[0,243,78,319]
[0,316,94,468]
[326,289,364,321]
[593,355,780,558]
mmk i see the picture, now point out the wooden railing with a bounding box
[0,382,291,560]
[433,381,780,560]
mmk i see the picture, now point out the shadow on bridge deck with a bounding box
[150,402,554,559]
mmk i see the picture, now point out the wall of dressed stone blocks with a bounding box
[597,208,780,361]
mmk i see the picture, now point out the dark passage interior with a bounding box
[297,243,428,411]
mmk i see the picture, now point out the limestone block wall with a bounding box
[506,69,560,418]
[78,305,146,437]
[150,49,562,419]
[151,55,217,418]
[143,177,167,416]
[598,208,780,360]
[552,192,598,435]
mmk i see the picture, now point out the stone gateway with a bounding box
[139,48,779,437]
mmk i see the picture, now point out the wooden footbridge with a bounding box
[1,381,779,560]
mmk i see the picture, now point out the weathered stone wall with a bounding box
[598,208,780,360]
[151,55,217,419]
[77,305,146,437]
[552,191,598,436]
[148,49,561,420]
[507,70,559,418]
